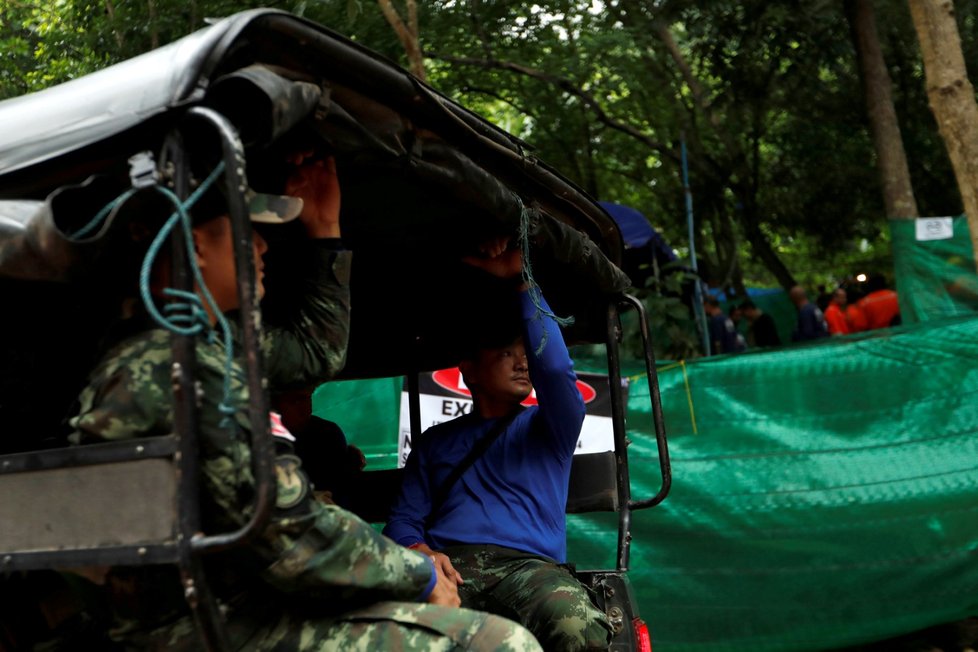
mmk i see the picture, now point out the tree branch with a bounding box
[146,0,159,50]
[650,21,796,288]
[377,0,426,81]
[467,2,495,61]
[427,51,674,161]
[407,0,419,44]
[462,84,583,181]
[460,85,541,126]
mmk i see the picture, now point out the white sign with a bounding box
[915,217,954,241]
[396,369,623,467]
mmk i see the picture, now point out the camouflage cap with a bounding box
[191,180,303,225]
[245,190,304,224]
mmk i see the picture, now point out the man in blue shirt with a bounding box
[384,239,612,651]
[790,285,829,341]
[704,296,740,355]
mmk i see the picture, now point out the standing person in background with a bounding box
[789,285,829,342]
[816,285,832,315]
[740,300,782,348]
[728,304,748,351]
[855,273,901,330]
[704,296,740,355]
[824,288,851,336]
[844,285,868,332]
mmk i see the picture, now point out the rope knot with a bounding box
[161,289,209,336]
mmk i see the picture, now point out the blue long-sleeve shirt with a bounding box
[383,287,586,562]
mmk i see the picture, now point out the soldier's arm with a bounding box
[199,422,437,606]
[256,493,438,605]
[242,158,437,602]
[261,154,350,385]
[260,241,351,385]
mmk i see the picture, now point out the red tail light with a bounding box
[633,617,652,652]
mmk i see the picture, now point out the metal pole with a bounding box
[620,295,671,511]
[681,133,710,356]
[166,129,230,652]
[605,303,632,572]
[186,107,274,555]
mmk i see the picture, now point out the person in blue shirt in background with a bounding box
[384,237,612,651]
[704,296,741,354]
[790,285,830,341]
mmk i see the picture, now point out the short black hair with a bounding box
[740,299,756,310]
[460,319,523,361]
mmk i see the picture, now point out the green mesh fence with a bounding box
[892,216,978,324]
[314,315,978,651]
[578,317,978,651]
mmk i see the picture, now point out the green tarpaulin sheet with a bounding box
[314,315,978,651]
[892,216,978,324]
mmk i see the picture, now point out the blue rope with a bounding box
[74,160,240,425]
[516,200,574,355]
[137,164,238,423]
[72,187,138,239]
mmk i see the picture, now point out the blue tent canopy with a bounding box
[599,201,677,263]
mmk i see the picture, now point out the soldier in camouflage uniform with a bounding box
[384,242,613,651]
[70,153,541,651]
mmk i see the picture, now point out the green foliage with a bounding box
[1,0,973,292]
[623,263,703,361]
[0,0,103,97]
[413,1,972,292]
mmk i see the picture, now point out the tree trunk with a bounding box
[377,0,427,82]
[847,0,919,218]
[908,0,978,268]
[716,207,742,291]
[147,0,159,50]
[740,210,797,290]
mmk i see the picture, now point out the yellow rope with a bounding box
[680,360,698,434]
[626,359,698,434]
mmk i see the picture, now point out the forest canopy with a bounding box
[1,0,973,294]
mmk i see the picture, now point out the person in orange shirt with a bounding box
[824,287,850,336]
[844,287,867,332]
[856,273,901,330]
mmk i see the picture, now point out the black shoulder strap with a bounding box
[425,409,522,528]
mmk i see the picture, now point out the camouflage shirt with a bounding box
[70,243,434,628]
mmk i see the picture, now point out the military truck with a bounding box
[0,10,669,650]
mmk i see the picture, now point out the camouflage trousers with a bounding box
[442,544,613,652]
[131,600,541,651]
